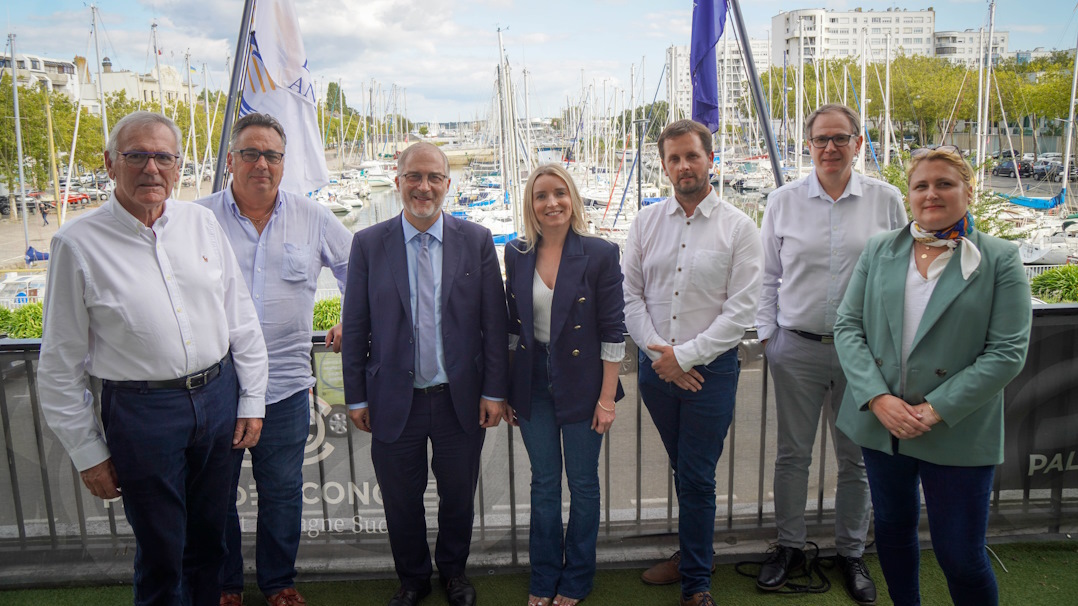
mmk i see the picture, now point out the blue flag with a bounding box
[690,0,727,133]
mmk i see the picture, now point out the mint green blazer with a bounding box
[834,227,1032,466]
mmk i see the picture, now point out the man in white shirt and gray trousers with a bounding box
[38,111,269,606]
[625,119,764,606]
[755,103,907,605]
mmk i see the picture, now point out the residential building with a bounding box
[0,53,79,99]
[935,30,1009,67]
[75,56,197,117]
[771,8,936,65]
[667,38,771,122]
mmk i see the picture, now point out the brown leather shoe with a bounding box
[679,592,716,606]
[219,593,243,606]
[641,550,717,585]
[267,588,307,606]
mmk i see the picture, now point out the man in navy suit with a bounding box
[342,142,508,606]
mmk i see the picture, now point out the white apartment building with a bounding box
[0,53,80,99]
[772,8,935,65]
[935,30,1009,67]
[667,38,771,122]
[75,56,196,117]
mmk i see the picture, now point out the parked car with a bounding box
[1042,152,1063,162]
[992,149,1020,160]
[1022,152,1037,162]
[75,185,110,201]
[1049,161,1078,182]
[992,160,1033,178]
[60,191,91,205]
[1033,160,1055,180]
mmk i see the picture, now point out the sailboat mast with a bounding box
[857,26,867,173]
[7,34,32,249]
[152,22,166,115]
[980,3,997,191]
[796,17,804,176]
[884,32,892,167]
[91,5,109,143]
[1059,26,1078,209]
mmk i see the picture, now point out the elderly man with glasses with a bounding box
[39,110,269,606]
[196,112,353,606]
[754,104,907,604]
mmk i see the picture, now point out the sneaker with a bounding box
[838,556,877,605]
[756,544,806,590]
[641,550,717,585]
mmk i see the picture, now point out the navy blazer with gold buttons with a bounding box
[504,230,626,425]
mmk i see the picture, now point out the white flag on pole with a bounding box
[242,0,328,195]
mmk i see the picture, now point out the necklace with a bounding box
[241,203,276,228]
[920,243,931,259]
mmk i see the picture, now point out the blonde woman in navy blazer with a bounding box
[503,163,626,606]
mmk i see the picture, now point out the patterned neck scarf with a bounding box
[909,211,981,280]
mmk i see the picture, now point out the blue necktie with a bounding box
[415,233,438,384]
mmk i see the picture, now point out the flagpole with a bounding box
[213,0,256,192]
[727,0,784,187]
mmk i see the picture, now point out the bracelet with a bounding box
[867,395,881,411]
[925,403,943,423]
[597,402,615,412]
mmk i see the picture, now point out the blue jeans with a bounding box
[101,358,239,606]
[639,348,739,595]
[862,445,998,606]
[517,345,604,600]
[220,389,309,595]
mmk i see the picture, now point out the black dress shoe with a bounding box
[442,575,477,606]
[838,556,877,605]
[387,583,432,606]
[756,544,806,590]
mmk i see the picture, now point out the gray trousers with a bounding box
[766,328,870,557]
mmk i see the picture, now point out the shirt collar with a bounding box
[107,197,171,233]
[807,170,863,203]
[664,187,720,218]
[224,185,283,220]
[402,212,444,244]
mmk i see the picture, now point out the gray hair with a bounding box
[106,111,182,160]
[230,112,287,148]
[805,104,861,138]
[397,142,449,174]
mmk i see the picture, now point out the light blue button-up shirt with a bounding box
[402,213,448,388]
[198,187,352,405]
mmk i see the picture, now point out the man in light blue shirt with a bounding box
[197,112,352,606]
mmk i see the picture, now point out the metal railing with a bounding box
[2,309,1077,586]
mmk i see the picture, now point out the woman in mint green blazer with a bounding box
[834,147,1031,606]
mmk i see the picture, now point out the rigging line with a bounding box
[612,63,666,228]
[943,69,971,141]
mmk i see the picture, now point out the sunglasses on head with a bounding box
[910,145,961,158]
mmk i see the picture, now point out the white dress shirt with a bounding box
[198,186,351,405]
[756,170,907,341]
[623,189,764,371]
[38,198,269,472]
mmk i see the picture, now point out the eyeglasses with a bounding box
[401,172,448,186]
[232,149,285,165]
[910,145,961,158]
[808,134,858,148]
[119,151,180,169]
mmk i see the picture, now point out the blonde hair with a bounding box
[516,164,589,252]
[907,148,975,189]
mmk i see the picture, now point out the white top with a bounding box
[623,189,764,371]
[900,247,952,393]
[532,269,555,344]
[756,170,906,341]
[38,198,269,472]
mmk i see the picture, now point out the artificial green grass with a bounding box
[2,541,1075,605]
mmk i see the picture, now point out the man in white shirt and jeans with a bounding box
[38,111,269,606]
[624,119,763,606]
[755,103,906,605]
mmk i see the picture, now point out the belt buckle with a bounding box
[821,335,834,344]
[185,373,207,390]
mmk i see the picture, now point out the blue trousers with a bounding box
[862,445,998,606]
[639,348,739,596]
[220,389,309,596]
[517,345,603,600]
[101,360,239,606]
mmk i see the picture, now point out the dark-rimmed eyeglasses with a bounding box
[910,145,961,158]
[119,151,181,169]
[232,149,285,165]
[401,172,447,186]
[808,134,858,148]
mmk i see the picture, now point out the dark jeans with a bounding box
[862,445,998,606]
[101,359,239,606]
[517,345,603,600]
[639,348,739,595]
[220,389,309,596]
[371,388,485,591]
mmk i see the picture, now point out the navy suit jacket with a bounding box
[504,230,626,425]
[342,212,509,443]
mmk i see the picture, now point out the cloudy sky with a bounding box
[4,0,1077,121]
